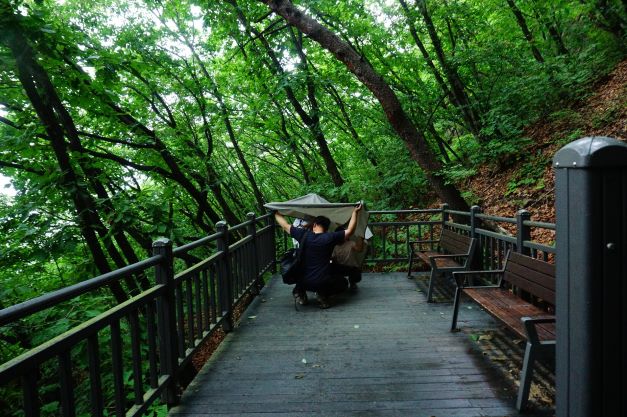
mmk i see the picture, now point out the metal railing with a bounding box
[364,209,441,263]
[442,204,555,269]
[0,212,276,417]
[0,205,555,417]
[364,205,555,269]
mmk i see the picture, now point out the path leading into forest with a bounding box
[169,273,551,417]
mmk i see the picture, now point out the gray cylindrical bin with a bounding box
[554,136,627,417]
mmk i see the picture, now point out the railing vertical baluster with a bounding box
[194,272,202,336]
[152,238,179,407]
[186,278,194,347]
[201,270,210,331]
[248,213,260,290]
[382,225,387,261]
[405,224,410,259]
[516,209,531,255]
[216,221,234,332]
[59,350,75,417]
[238,250,243,295]
[22,369,39,417]
[209,265,217,324]
[146,302,158,389]
[129,310,143,406]
[87,335,104,417]
[175,282,185,358]
[110,320,125,417]
[394,226,398,259]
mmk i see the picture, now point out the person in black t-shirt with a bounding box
[275,204,362,308]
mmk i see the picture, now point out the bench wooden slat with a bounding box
[506,262,555,292]
[464,288,556,341]
[509,252,555,277]
[504,254,555,304]
[505,269,556,305]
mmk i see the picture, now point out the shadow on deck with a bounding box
[170,273,553,417]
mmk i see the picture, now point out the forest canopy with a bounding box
[0,0,625,308]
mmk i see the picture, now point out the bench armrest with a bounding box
[408,240,439,253]
[452,269,504,288]
[408,239,439,245]
[429,253,469,259]
[521,316,556,344]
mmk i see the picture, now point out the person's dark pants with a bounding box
[314,274,348,297]
[296,274,348,298]
[330,262,362,284]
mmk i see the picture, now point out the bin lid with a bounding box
[553,136,627,168]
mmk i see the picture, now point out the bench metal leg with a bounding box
[426,268,437,302]
[516,341,555,411]
[451,286,462,331]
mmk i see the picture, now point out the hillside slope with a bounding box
[467,59,627,231]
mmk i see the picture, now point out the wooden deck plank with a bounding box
[169,272,546,416]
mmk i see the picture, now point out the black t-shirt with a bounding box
[290,227,345,286]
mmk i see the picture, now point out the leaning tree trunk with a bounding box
[1,21,129,302]
[228,0,345,187]
[258,0,470,211]
[413,0,485,142]
[506,0,545,63]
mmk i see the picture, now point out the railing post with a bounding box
[516,209,531,255]
[469,205,482,270]
[441,203,449,226]
[247,212,261,292]
[152,238,179,407]
[470,205,481,239]
[216,221,234,332]
[554,137,627,417]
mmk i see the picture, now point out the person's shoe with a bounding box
[349,282,358,291]
[317,293,331,309]
[293,291,308,306]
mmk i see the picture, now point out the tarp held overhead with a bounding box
[264,193,371,239]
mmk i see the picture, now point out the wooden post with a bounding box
[554,136,627,417]
[469,205,482,270]
[441,203,449,226]
[516,209,531,255]
[152,238,179,407]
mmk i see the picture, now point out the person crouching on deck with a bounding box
[274,204,362,309]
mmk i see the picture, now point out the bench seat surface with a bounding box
[464,287,555,341]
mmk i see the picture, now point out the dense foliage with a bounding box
[0,0,625,413]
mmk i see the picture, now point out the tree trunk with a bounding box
[1,21,128,302]
[176,32,267,213]
[258,0,470,211]
[228,0,345,187]
[413,0,484,141]
[506,0,545,63]
[595,0,627,40]
[324,83,380,169]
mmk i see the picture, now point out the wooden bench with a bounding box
[407,228,477,302]
[450,250,555,411]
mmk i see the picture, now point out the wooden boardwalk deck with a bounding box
[170,273,548,417]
